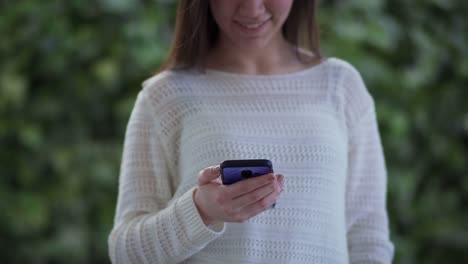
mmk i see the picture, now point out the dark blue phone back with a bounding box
[220,159,273,185]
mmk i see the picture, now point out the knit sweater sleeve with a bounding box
[108,91,225,264]
[341,64,394,263]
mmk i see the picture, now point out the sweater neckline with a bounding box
[204,57,332,80]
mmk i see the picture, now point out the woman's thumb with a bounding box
[198,165,221,185]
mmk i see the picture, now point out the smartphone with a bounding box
[220,159,276,208]
[220,159,274,185]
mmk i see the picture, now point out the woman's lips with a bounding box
[234,17,271,34]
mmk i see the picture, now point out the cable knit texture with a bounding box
[108,57,394,264]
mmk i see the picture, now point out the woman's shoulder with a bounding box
[142,69,199,90]
[321,57,363,79]
[321,57,367,92]
[139,68,204,102]
[321,57,375,119]
[295,48,360,76]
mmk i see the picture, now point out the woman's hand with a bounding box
[193,165,284,226]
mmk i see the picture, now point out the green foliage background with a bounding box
[1,0,467,263]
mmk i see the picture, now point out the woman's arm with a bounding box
[341,63,394,263]
[345,104,394,263]
[108,91,224,264]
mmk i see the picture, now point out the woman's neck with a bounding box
[205,37,316,75]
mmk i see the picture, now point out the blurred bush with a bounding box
[0,0,467,263]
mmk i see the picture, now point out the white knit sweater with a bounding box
[108,58,394,264]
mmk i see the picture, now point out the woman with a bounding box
[108,0,394,263]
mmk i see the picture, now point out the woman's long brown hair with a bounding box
[158,0,321,72]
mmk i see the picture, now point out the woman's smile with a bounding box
[234,17,271,35]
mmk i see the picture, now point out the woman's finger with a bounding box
[240,185,281,221]
[230,180,276,209]
[198,165,221,185]
[277,174,284,190]
[226,173,275,199]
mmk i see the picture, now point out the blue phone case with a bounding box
[220,159,273,185]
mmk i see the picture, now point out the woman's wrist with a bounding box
[193,187,215,226]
